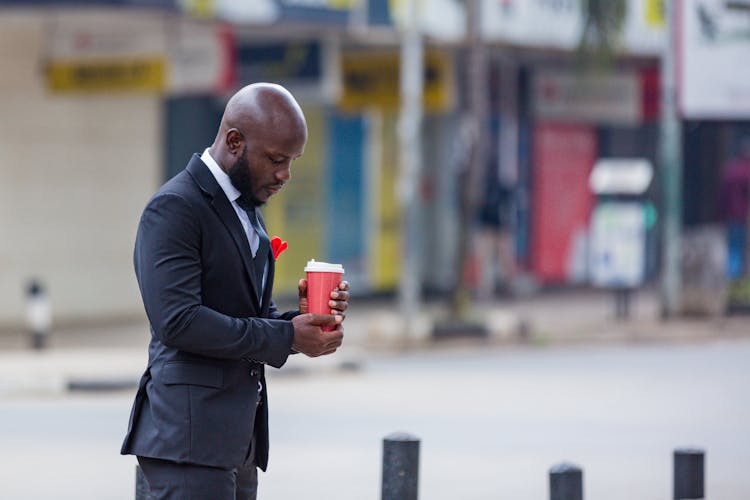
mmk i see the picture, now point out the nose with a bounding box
[276,163,291,183]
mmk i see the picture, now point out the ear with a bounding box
[225,128,245,155]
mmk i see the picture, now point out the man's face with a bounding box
[228,126,306,206]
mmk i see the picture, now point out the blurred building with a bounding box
[0,0,748,327]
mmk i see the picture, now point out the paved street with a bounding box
[0,339,748,499]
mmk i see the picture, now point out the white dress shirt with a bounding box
[201,149,268,289]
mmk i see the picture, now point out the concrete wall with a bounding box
[0,12,161,328]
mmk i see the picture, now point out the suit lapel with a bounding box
[186,155,262,311]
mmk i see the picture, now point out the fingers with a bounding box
[292,311,344,357]
[329,290,350,302]
[298,279,308,298]
[330,284,349,300]
[330,282,349,316]
[328,298,348,314]
[307,313,342,326]
[323,323,344,339]
[295,320,343,357]
[321,327,343,353]
[303,330,343,357]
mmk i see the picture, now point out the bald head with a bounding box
[209,83,308,205]
[217,83,307,145]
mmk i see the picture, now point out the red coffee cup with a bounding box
[304,259,345,332]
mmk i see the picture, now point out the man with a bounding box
[121,83,348,499]
[476,163,516,300]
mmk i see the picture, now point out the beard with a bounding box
[227,148,263,207]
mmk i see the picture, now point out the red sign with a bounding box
[531,123,596,283]
[640,66,660,122]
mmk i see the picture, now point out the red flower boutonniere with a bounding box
[271,236,288,260]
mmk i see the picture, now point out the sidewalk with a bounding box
[0,288,747,397]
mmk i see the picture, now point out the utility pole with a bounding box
[398,0,423,342]
[452,0,488,314]
[659,0,683,318]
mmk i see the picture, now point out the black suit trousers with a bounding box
[137,455,258,500]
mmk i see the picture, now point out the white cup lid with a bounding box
[304,259,345,273]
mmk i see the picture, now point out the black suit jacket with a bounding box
[121,155,298,471]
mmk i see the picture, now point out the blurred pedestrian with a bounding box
[121,83,349,499]
[718,136,750,279]
[476,167,516,299]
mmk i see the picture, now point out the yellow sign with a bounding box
[327,0,355,8]
[339,50,454,112]
[645,0,665,27]
[46,57,166,93]
[181,0,215,18]
[372,112,401,291]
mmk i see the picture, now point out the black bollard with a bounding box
[25,279,51,350]
[381,432,420,500]
[135,465,151,500]
[674,448,705,499]
[549,463,583,500]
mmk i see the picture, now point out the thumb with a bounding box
[308,313,341,326]
[298,279,308,297]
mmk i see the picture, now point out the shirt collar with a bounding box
[201,148,241,203]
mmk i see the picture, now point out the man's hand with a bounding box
[298,280,350,318]
[291,313,344,357]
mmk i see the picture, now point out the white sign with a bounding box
[390,0,466,41]
[480,0,664,54]
[533,70,642,125]
[168,21,235,94]
[481,0,582,49]
[178,0,280,24]
[590,158,654,195]
[47,12,166,60]
[46,13,234,94]
[590,202,646,288]
[680,0,750,119]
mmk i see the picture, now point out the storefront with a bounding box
[678,0,750,310]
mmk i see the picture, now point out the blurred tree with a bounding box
[578,0,627,68]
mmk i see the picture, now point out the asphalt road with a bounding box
[1,339,748,499]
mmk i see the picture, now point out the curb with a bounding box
[66,378,139,393]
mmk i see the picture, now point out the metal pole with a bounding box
[659,0,684,318]
[549,463,584,500]
[467,0,488,220]
[673,448,705,499]
[135,465,151,500]
[498,57,519,291]
[452,0,488,313]
[382,432,420,500]
[397,0,423,343]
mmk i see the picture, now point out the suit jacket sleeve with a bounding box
[269,302,300,322]
[135,193,294,367]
